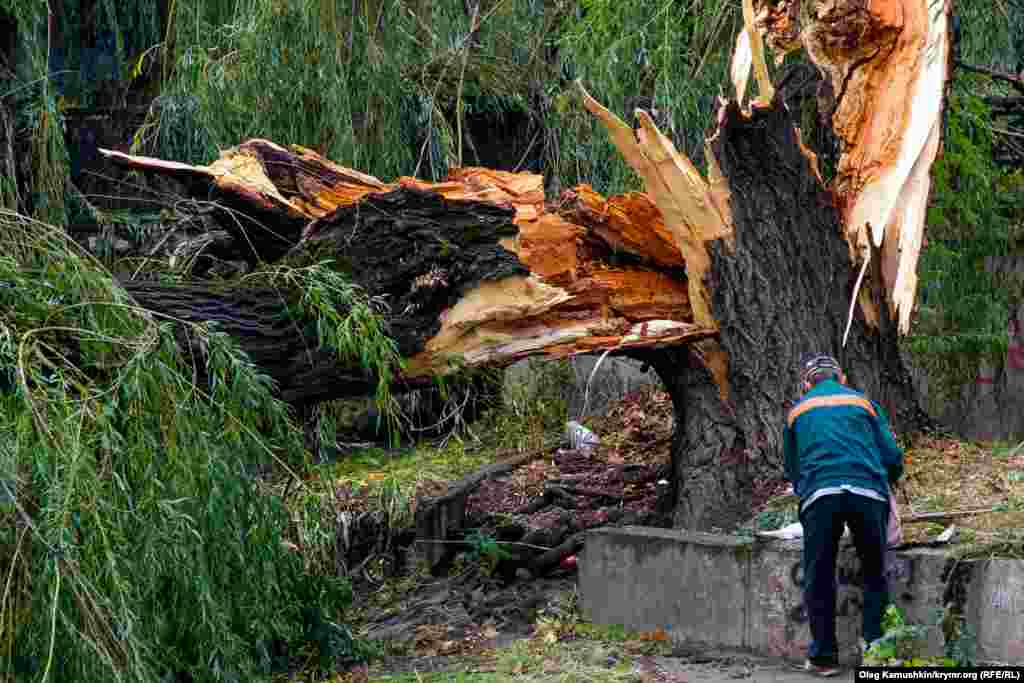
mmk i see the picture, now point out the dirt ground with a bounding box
[350,562,844,682]
[349,555,835,683]
[464,387,676,532]
[363,652,843,682]
[325,388,1022,683]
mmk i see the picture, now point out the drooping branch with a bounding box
[955,60,1024,94]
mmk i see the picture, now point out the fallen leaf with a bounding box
[639,626,669,642]
[543,659,560,673]
[624,640,647,653]
[543,631,558,644]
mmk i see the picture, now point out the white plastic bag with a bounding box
[566,421,600,452]
[887,491,903,548]
[756,522,858,541]
[756,521,804,540]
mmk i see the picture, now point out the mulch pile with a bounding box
[465,387,675,534]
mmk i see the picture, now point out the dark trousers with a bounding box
[799,491,890,665]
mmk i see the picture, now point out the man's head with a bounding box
[798,353,845,391]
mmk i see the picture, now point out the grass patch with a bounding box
[363,627,667,683]
[753,434,1024,555]
[900,435,1024,545]
[379,675,501,682]
[288,360,573,541]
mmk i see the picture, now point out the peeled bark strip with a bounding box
[576,82,735,401]
[738,0,954,336]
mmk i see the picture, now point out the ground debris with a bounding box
[465,388,674,542]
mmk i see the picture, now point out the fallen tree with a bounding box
[108,148,706,407]
[100,0,951,530]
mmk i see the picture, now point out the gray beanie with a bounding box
[799,353,842,384]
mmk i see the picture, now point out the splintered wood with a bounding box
[737,0,951,337]
[101,140,713,380]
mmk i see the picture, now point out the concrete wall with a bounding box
[911,256,1023,442]
[580,527,1024,666]
[966,560,1024,663]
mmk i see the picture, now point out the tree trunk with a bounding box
[97,0,953,533]
[637,89,931,532]
[598,0,950,530]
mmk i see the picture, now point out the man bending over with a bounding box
[783,353,904,676]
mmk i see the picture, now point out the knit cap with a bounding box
[799,353,841,384]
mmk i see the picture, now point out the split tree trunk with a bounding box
[99,0,951,532]
[634,77,930,531]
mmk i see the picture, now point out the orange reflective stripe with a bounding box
[787,395,877,428]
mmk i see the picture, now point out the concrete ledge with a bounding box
[580,526,1024,665]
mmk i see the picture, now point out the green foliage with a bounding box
[127,0,743,196]
[0,211,365,681]
[945,618,977,668]
[754,509,798,532]
[954,0,1022,73]
[0,1,70,224]
[551,0,738,193]
[242,262,404,446]
[862,605,956,667]
[904,90,1019,407]
[464,529,512,574]
[148,0,426,174]
[862,604,979,668]
[0,0,160,105]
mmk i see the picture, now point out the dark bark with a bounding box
[636,88,932,533]
[296,186,525,357]
[116,186,525,406]
[120,280,390,405]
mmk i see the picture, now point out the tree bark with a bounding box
[635,89,930,532]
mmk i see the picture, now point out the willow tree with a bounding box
[102,0,949,530]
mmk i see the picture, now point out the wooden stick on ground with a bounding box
[900,508,1002,524]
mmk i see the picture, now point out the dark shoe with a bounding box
[795,659,842,677]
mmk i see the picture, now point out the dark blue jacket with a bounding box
[783,379,904,504]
